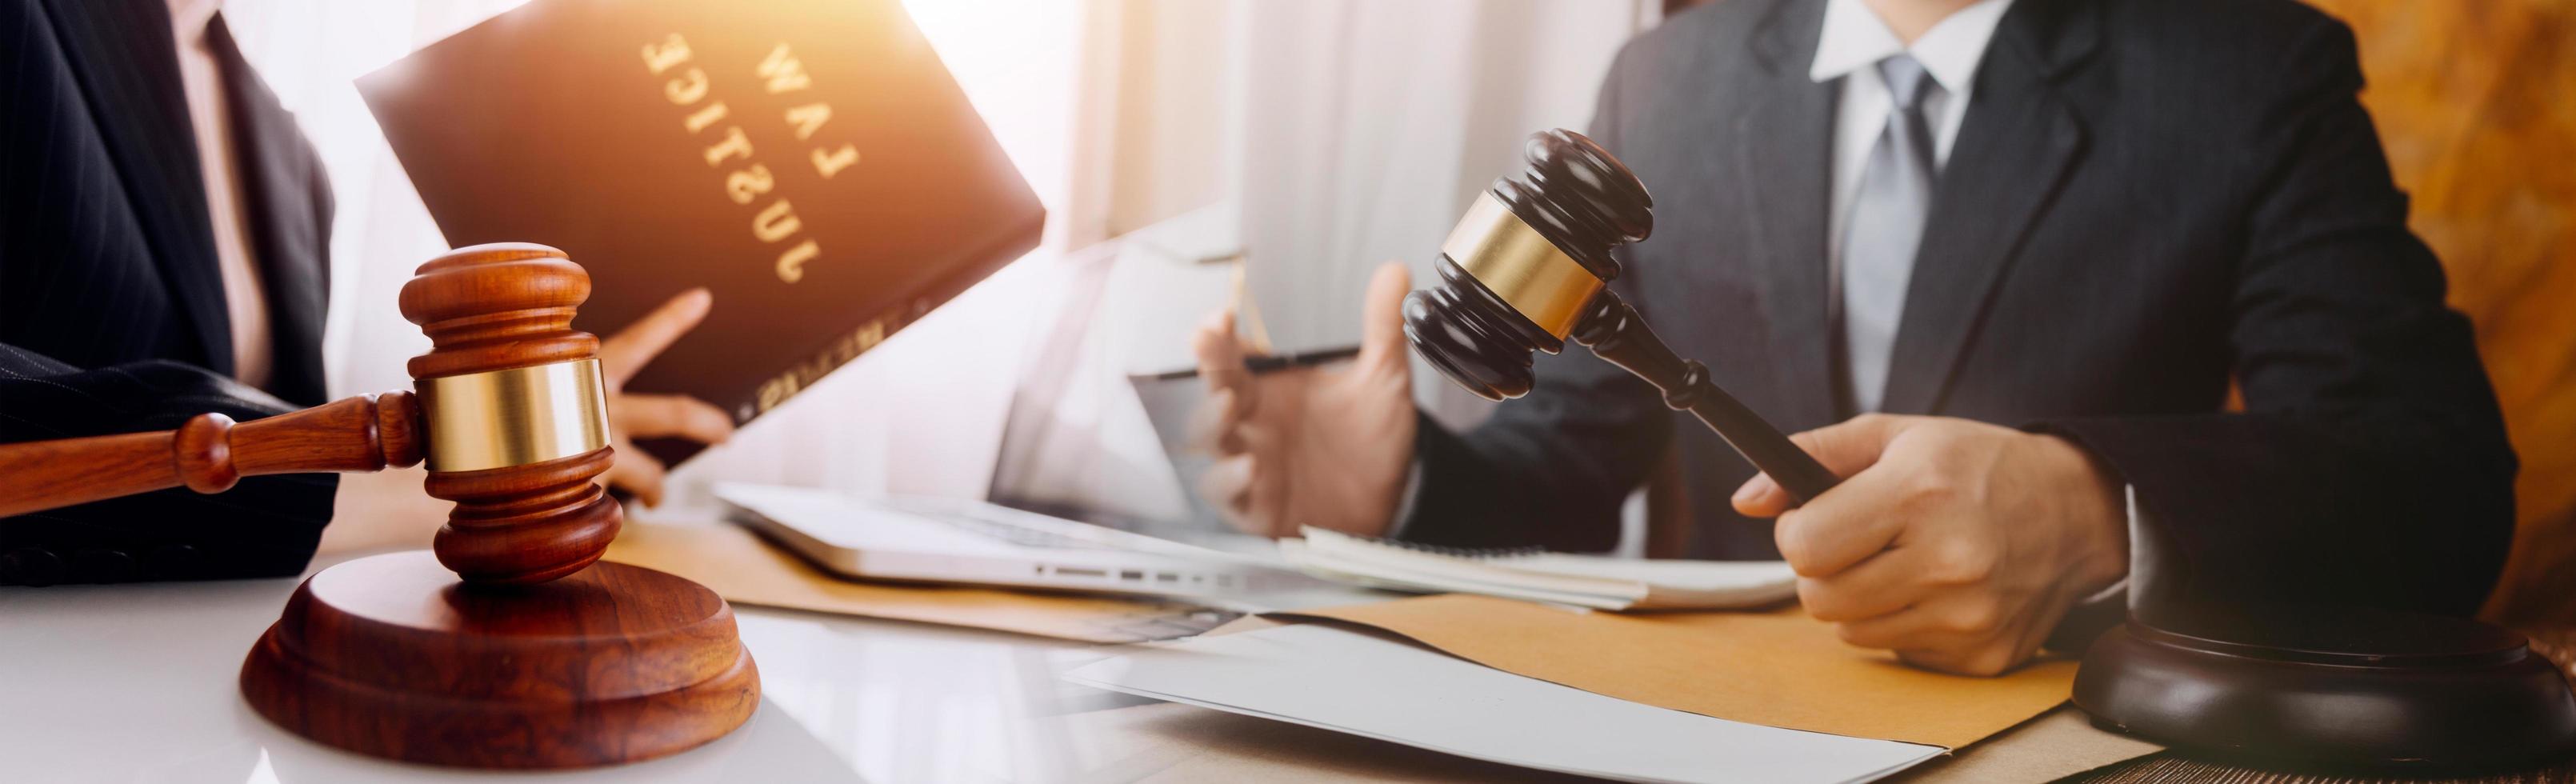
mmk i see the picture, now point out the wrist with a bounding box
[2036,433,2130,594]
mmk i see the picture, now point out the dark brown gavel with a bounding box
[1402,129,1843,504]
[0,243,621,584]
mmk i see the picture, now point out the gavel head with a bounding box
[399,243,619,585]
[1402,129,1652,400]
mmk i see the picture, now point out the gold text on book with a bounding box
[754,316,890,415]
[642,34,861,285]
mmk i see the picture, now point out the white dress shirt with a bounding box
[167,0,273,390]
[1812,0,2015,412]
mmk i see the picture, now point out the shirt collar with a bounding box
[1809,0,2017,94]
[166,0,222,46]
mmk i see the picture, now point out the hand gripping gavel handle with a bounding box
[1573,292,1843,505]
[0,392,422,518]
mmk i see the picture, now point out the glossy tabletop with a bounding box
[0,546,1186,783]
[13,545,2571,783]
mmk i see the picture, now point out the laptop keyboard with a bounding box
[926,512,1122,551]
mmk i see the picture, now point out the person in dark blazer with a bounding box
[0,0,732,586]
[1191,0,2516,674]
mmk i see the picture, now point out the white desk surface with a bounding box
[0,535,2158,784]
[0,546,1586,783]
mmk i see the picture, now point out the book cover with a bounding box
[358,0,1044,465]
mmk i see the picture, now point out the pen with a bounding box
[1141,258,1367,381]
[1141,346,1363,382]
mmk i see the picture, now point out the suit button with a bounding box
[73,549,138,584]
[144,544,205,580]
[4,547,66,587]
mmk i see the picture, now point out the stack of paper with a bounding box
[1062,622,1943,784]
[1279,527,1798,610]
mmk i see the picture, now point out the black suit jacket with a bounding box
[0,0,338,586]
[1406,0,2516,618]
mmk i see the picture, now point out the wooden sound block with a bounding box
[239,551,759,768]
[2074,605,2576,773]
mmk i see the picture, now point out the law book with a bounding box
[358,0,1044,466]
[1279,527,1798,611]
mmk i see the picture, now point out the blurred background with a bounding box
[218,0,2573,623]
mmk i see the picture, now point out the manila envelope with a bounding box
[1274,594,2082,750]
[1204,597,2164,778]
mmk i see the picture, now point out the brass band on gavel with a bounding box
[414,358,612,473]
[1439,191,1605,342]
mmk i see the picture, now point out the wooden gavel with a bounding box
[0,243,620,584]
[1402,129,1844,504]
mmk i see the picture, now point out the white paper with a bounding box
[1284,528,1798,610]
[1062,623,1942,784]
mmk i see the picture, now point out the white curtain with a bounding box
[1228,0,1656,427]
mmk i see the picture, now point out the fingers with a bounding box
[1198,454,1283,537]
[1851,615,2030,678]
[1190,310,1262,458]
[1829,588,2046,677]
[1731,474,1784,517]
[605,443,671,508]
[598,390,728,510]
[1734,414,1911,516]
[1797,544,1935,622]
[1356,261,1413,374]
[1831,598,1993,655]
[599,288,714,385]
[1198,454,1250,520]
[1188,387,1249,455]
[1192,309,1258,414]
[1772,471,1910,578]
[616,394,736,445]
[1797,413,1910,477]
[1895,646,2026,678]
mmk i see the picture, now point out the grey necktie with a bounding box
[1838,54,1942,414]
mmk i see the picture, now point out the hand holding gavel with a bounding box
[1191,130,2129,676]
[1402,129,1843,504]
[1407,130,2127,675]
[1192,130,1841,541]
[0,244,628,584]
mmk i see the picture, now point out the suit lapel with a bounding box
[41,0,234,376]
[1734,0,1839,430]
[1877,0,2097,414]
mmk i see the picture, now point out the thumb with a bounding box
[1356,262,1413,374]
[1731,414,1911,517]
[1192,309,1258,419]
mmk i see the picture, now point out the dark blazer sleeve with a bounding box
[1399,48,1674,554]
[2034,19,2515,618]
[0,345,337,586]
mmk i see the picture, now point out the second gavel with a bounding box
[0,243,758,769]
[1402,129,1843,504]
[0,242,620,583]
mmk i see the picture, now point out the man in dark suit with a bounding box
[1192,0,2515,674]
[0,0,732,586]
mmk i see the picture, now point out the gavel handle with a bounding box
[0,391,422,518]
[1573,293,1843,506]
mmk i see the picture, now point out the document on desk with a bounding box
[1281,526,1798,610]
[1062,622,1942,783]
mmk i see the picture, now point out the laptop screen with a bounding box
[982,242,1217,534]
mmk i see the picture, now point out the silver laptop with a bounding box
[719,483,1278,597]
[718,242,1286,598]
